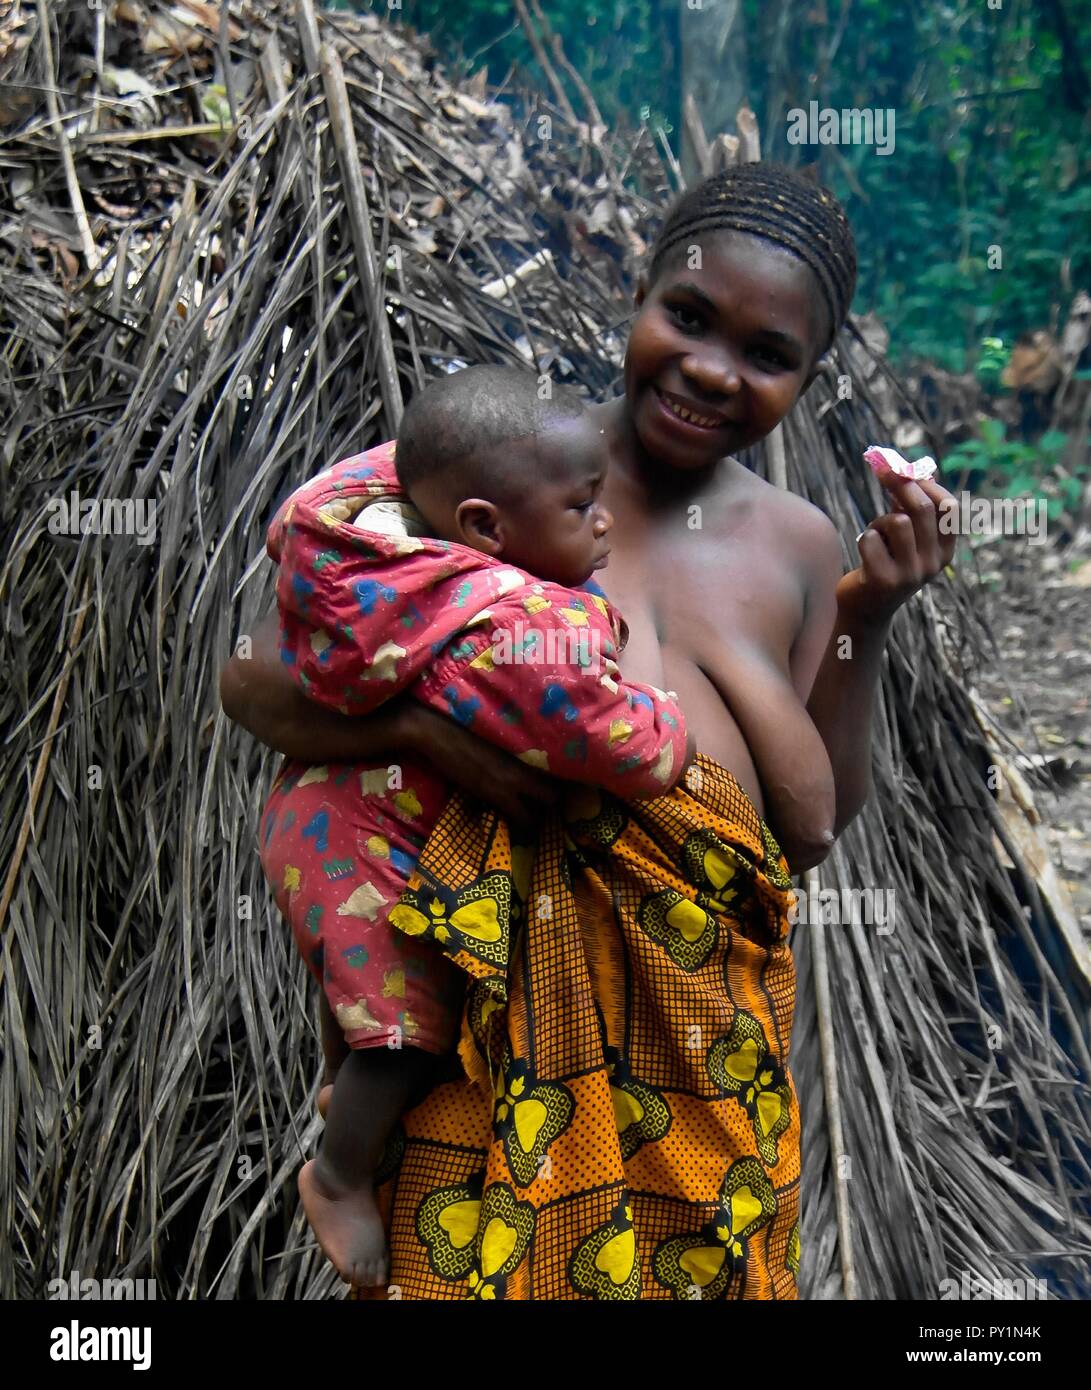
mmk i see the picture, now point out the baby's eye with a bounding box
[574,498,594,513]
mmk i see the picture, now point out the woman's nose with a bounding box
[681,351,741,396]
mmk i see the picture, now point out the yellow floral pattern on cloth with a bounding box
[637,888,719,971]
[786,1220,802,1277]
[561,786,629,850]
[463,976,508,1069]
[759,821,794,892]
[652,1158,778,1300]
[416,1177,483,1282]
[416,1175,535,1298]
[569,1200,643,1301]
[366,755,801,1301]
[634,826,785,970]
[467,1185,536,1299]
[707,1010,793,1166]
[390,871,514,975]
[606,1049,672,1161]
[493,1054,575,1187]
[682,827,746,912]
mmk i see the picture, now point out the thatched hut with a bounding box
[1,0,1088,1299]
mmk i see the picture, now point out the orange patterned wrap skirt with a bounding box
[367,753,801,1300]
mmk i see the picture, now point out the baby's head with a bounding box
[395,366,612,588]
[626,161,857,469]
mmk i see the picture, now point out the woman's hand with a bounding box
[219,610,396,762]
[837,468,958,624]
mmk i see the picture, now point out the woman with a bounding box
[220,164,955,1299]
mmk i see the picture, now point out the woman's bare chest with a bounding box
[600,513,803,686]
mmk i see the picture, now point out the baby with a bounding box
[260,366,693,1286]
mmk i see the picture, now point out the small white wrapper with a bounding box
[864,445,937,481]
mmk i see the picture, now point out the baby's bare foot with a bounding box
[317,1083,334,1120]
[299,1158,389,1288]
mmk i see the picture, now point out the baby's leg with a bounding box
[318,992,349,1085]
[299,1045,438,1288]
[262,761,462,1280]
[316,994,349,1119]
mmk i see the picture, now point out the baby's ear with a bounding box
[455,499,503,555]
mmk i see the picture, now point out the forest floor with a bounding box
[969,534,1091,937]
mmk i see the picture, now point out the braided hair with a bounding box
[649,163,857,354]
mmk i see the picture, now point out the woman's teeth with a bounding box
[663,396,721,428]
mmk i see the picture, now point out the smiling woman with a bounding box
[624,163,855,470]
[336,163,945,1298]
[648,162,856,352]
[628,235,825,464]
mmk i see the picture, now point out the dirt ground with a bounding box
[968,536,1091,937]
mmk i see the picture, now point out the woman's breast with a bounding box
[603,571,765,811]
[659,648,763,810]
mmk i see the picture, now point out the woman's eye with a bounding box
[668,304,703,332]
[751,345,791,371]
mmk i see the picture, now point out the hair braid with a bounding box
[650,163,857,351]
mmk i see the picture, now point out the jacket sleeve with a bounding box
[415,593,689,798]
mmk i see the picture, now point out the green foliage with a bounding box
[975,337,1010,393]
[940,421,1084,520]
[363,0,1090,370]
[391,0,678,132]
[743,0,1091,367]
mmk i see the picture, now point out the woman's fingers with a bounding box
[877,472,958,571]
[879,478,941,570]
[483,755,560,826]
[847,468,958,620]
[856,525,901,588]
[870,513,920,569]
[918,477,959,567]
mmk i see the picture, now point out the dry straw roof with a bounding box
[1,0,1088,1298]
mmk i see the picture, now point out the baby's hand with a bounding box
[837,450,957,623]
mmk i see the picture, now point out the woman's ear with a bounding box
[454,499,503,555]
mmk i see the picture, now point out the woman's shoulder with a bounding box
[728,464,843,595]
[723,459,839,541]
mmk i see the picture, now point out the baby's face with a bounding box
[495,420,612,588]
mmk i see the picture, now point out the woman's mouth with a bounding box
[653,387,731,433]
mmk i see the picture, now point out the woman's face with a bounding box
[623,230,828,470]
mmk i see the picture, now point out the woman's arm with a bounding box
[806,471,958,832]
[219,611,561,826]
[219,613,404,761]
[708,641,837,872]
